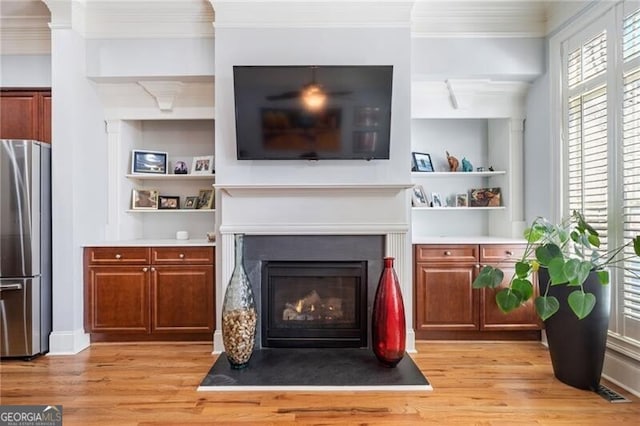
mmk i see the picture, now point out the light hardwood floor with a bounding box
[1,341,638,425]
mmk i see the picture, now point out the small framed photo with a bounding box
[158,195,180,209]
[191,155,214,175]
[197,189,214,209]
[411,185,429,206]
[470,187,502,207]
[412,152,434,172]
[173,160,189,175]
[131,150,168,174]
[183,196,199,209]
[456,193,468,207]
[431,192,443,207]
[132,189,159,210]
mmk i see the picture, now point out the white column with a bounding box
[213,231,235,353]
[386,232,416,353]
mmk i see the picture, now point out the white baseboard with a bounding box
[603,350,640,398]
[47,329,90,355]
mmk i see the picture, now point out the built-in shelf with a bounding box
[412,206,506,211]
[126,174,215,181]
[411,171,505,178]
[126,209,216,213]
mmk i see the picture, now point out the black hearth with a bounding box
[261,261,367,348]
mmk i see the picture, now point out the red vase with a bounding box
[372,257,406,367]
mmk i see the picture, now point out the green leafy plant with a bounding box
[473,210,640,320]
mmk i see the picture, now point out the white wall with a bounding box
[49,24,108,354]
[85,38,215,79]
[412,37,545,81]
[523,71,553,223]
[0,54,51,87]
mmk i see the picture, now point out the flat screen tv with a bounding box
[233,65,393,160]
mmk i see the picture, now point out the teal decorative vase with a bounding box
[221,234,257,369]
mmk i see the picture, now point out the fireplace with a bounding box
[261,261,368,348]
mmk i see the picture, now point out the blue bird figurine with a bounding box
[461,157,473,172]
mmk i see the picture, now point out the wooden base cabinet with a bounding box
[414,243,541,340]
[84,246,214,342]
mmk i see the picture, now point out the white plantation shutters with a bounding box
[622,7,640,339]
[565,30,609,253]
[562,1,640,344]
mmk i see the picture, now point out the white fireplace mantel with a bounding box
[213,182,416,354]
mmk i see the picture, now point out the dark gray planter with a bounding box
[539,269,611,391]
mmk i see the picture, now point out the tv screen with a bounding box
[233,65,393,160]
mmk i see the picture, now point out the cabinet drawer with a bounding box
[415,245,478,263]
[85,247,150,265]
[480,245,527,264]
[151,247,214,265]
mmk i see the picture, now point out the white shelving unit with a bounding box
[411,171,506,178]
[126,209,216,213]
[126,174,216,181]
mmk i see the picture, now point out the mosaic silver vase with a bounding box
[221,234,257,369]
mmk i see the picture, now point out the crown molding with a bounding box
[0,1,51,54]
[77,0,214,39]
[411,0,548,38]
[210,1,414,29]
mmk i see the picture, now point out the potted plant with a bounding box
[473,210,640,391]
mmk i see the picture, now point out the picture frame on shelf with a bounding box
[131,150,168,174]
[431,192,443,207]
[470,187,502,207]
[197,189,214,209]
[173,160,189,175]
[456,193,468,207]
[191,155,214,175]
[411,185,429,206]
[132,189,159,210]
[183,196,199,209]
[411,152,434,172]
[158,195,180,209]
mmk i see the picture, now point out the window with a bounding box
[622,7,640,340]
[561,1,640,346]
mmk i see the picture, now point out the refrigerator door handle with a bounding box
[0,283,24,291]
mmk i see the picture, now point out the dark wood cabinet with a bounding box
[84,246,215,341]
[414,243,540,340]
[415,245,479,332]
[0,89,52,143]
[479,245,540,330]
[86,265,150,333]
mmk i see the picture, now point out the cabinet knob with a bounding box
[179,253,185,259]
[142,267,148,272]
[151,267,156,272]
[505,250,514,257]
[444,251,452,256]
[115,254,122,259]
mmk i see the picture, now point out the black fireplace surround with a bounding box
[243,235,385,350]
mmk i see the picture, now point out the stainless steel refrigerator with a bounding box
[0,139,52,358]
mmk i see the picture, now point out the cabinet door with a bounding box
[479,244,540,330]
[85,266,150,333]
[41,93,52,143]
[151,265,214,333]
[415,263,479,331]
[0,92,39,140]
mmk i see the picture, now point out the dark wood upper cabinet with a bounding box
[0,89,52,143]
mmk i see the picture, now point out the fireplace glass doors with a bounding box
[261,261,367,348]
